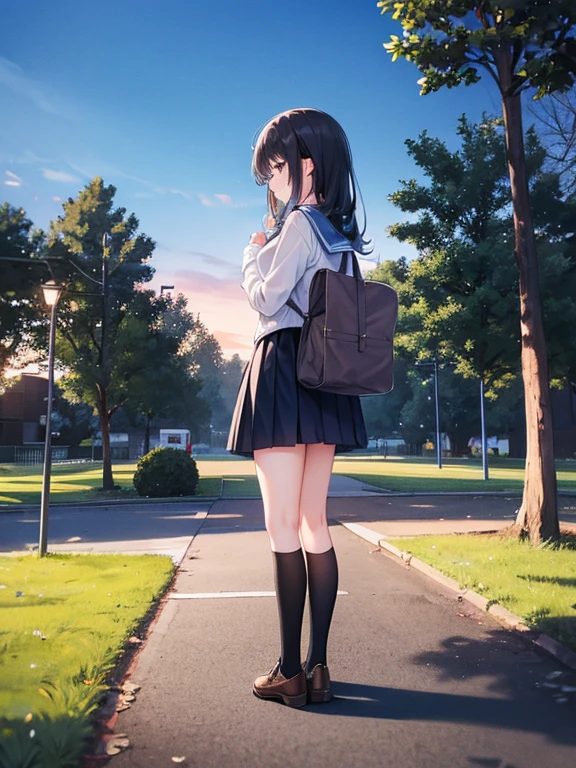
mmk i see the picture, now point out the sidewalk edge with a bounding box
[339,520,576,674]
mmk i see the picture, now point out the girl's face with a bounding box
[267,156,291,203]
[267,155,316,205]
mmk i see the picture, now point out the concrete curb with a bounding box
[2,487,575,513]
[346,490,576,497]
[0,495,221,513]
[339,521,576,674]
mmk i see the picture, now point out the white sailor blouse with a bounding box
[241,208,358,345]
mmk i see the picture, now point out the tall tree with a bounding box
[180,313,227,438]
[377,1,576,543]
[0,204,45,388]
[370,112,575,458]
[47,177,155,490]
[122,295,212,452]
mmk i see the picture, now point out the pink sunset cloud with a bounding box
[150,267,258,359]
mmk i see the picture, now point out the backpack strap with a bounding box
[285,205,362,319]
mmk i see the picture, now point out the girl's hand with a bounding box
[249,231,267,246]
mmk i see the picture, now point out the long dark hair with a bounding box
[251,108,373,254]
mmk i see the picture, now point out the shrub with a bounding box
[133,447,199,498]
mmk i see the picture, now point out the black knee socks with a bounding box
[271,545,339,678]
[304,546,338,671]
[272,547,307,679]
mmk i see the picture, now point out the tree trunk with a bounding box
[495,48,559,544]
[98,386,115,491]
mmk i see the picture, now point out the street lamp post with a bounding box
[433,357,441,470]
[101,233,111,371]
[480,374,489,481]
[415,357,442,469]
[38,280,63,558]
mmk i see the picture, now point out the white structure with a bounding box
[159,429,191,451]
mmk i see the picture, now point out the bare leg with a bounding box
[254,444,307,678]
[298,442,339,670]
[298,442,336,553]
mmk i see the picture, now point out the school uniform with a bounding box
[226,208,368,457]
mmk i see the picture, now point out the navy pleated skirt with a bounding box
[226,326,368,458]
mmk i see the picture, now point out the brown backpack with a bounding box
[286,205,398,396]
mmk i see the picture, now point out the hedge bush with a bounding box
[133,447,199,498]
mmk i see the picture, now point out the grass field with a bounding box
[1,456,576,505]
[392,531,576,653]
[0,551,175,764]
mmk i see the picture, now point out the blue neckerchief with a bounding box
[294,205,372,255]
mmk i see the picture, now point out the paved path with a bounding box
[110,515,576,768]
[0,502,212,563]
[1,494,575,562]
[2,493,576,765]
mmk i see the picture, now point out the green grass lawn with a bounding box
[1,456,575,505]
[390,531,576,652]
[0,462,222,505]
[336,455,576,493]
[0,552,175,766]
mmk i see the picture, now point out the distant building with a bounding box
[0,372,48,447]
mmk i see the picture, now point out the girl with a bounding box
[226,108,373,708]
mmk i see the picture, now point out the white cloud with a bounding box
[198,193,218,208]
[16,149,53,164]
[169,188,194,201]
[214,193,233,206]
[42,169,81,183]
[4,171,22,186]
[0,56,74,117]
[0,149,53,165]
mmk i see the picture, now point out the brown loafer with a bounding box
[253,658,307,708]
[302,662,333,703]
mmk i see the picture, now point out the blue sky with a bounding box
[1,0,525,358]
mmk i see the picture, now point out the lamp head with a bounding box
[41,280,63,307]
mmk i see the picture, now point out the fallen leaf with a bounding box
[122,682,141,694]
[105,735,130,755]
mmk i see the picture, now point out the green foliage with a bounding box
[398,531,576,651]
[0,203,47,382]
[378,111,576,389]
[121,294,213,444]
[363,111,576,449]
[133,447,200,497]
[377,1,576,99]
[0,552,175,767]
[48,177,156,399]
